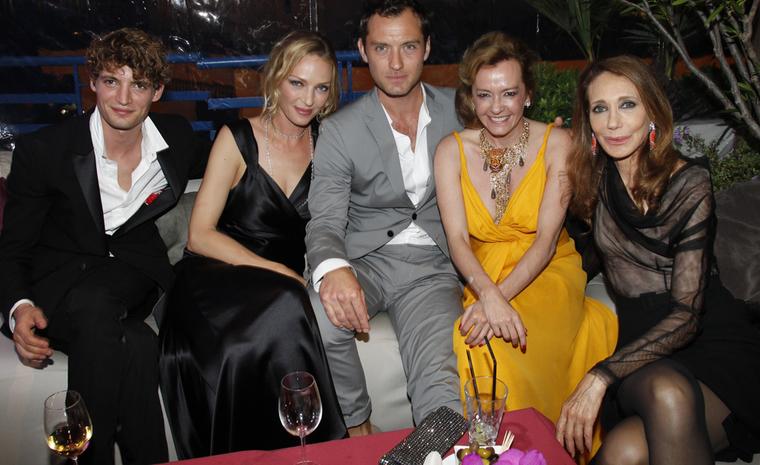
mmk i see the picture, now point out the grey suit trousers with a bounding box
[310,244,463,427]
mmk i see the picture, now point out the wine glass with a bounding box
[44,390,93,464]
[278,371,323,465]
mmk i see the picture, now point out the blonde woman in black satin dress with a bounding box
[159,31,347,458]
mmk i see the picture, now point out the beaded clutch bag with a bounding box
[379,406,468,465]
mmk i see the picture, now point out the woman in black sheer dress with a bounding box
[557,55,760,464]
[159,31,347,458]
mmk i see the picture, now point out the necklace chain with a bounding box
[269,115,307,140]
[264,116,313,179]
[478,118,529,223]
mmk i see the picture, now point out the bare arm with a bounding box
[434,134,525,347]
[497,127,571,301]
[186,124,304,283]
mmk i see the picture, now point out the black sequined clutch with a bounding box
[379,406,468,465]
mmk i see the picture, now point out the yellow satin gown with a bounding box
[452,127,617,457]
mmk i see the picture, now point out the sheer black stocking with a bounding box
[699,381,730,452]
[594,416,647,465]
[592,359,727,465]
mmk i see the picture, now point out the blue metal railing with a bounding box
[0,51,363,137]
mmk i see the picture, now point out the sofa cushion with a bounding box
[715,178,760,303]
[0,177,6,232]
[355,312,414,431]
[0,150,10,179]
[155,191,196,265]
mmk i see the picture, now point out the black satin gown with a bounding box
[592,157,760,462]
[159,119,347,459]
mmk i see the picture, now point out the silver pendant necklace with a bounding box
[264,115,313,177]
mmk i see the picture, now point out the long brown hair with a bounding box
[567,55,680,223]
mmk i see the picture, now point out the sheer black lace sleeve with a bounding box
[591,161,714,385]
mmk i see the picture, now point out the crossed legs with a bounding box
[592,358,730,465]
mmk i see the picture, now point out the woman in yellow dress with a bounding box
[434,31,617,455]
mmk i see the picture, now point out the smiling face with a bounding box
[587,71,650,162]
[273,53,333,130]
[357,8,430,100]
[472,59,529,141]
[90,65,163,135]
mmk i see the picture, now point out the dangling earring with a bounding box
[525,99,531,108]
[591,132,598,157]
[648,121,656,150]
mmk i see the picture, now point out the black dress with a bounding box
[159,119,347,459]
[591,157,760,461]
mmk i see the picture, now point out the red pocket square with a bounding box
[144,190,162,205]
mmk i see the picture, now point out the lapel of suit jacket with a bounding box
[421,83,442,206]
[71,120,106,234]
[364,89,409,201]
[114,144,181,237]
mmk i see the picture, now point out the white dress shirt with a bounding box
[91,108,169,235]
[312,86,435,292]
[9,109,169,332]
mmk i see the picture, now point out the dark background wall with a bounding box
[0,0,636,61]
[0,0,646,138]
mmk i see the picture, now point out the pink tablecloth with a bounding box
[161,408,573,465]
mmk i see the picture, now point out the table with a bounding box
[161,408,574,465]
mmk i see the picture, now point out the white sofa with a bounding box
[1,150,757,465]
[0,183,418,464]
[358,272,617,433]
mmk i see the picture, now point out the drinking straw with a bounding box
[465,349,482,416]
[484,338,498,415]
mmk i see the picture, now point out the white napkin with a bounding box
[423,451,443,465]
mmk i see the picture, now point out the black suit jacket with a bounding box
[0,113,203,331]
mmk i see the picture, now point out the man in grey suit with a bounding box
[306,0,463,434]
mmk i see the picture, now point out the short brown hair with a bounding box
[567,55,679,222]
[358,0,431,44]
[455,32,537,128]
[261,31,340,121]
[86,28,170,89]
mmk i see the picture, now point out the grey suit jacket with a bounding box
[306,84,463,270]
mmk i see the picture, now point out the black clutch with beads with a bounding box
[379,406,468,465]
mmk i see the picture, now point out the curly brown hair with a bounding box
[86,28,170,89]
[567,55,679,223]
[455,31,537,129]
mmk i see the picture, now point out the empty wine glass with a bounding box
[44,390,93,464]
[278,371,323,465]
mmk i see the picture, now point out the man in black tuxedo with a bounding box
[0,28,203,465]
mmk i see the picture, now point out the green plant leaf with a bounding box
[525,63,579,125]
[521,0,611,60]
[738,81,755,93]
[706,4,725,24]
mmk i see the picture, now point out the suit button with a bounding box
[80,263,87,271]
[387,230,394,237]
[412,213,418,220]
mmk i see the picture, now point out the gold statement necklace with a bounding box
[478,118,529,223]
